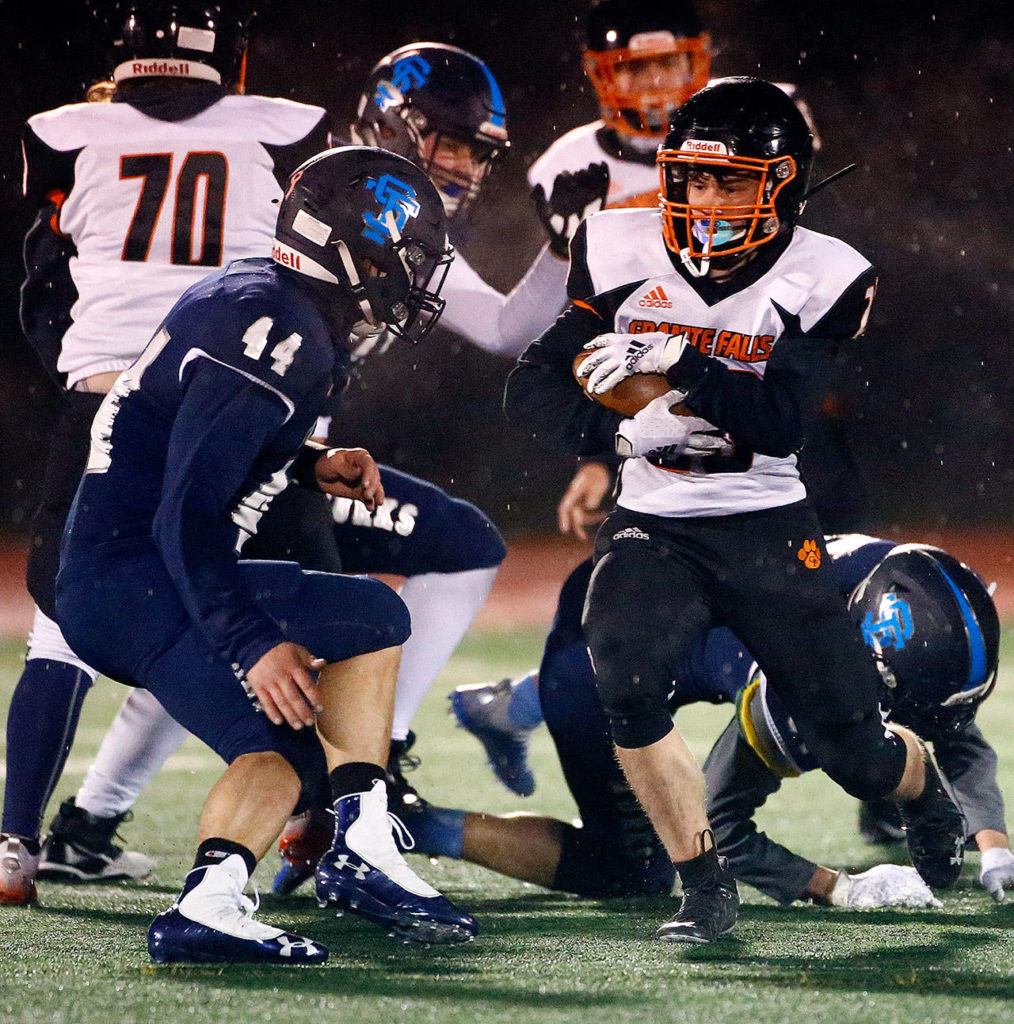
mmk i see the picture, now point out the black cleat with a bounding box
[896,743,966,889]
[38,798,153,882]
[858,797,906,846]
[386,732,430,815]
[657,841,739,944]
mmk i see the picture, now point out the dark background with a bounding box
[0,0,1012,536]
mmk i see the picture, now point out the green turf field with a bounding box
[3,629,1014,1024]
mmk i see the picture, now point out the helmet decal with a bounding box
[362,175,421,244]
[860,594,915,653]
[391,54,432,93]
[936,564,989,688]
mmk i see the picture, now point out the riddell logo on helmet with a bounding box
[680,138,729,155]
[638,286,672,309]
[132,60,192,77]
[272,244,301,270]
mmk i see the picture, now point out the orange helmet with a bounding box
[583,0,711,138]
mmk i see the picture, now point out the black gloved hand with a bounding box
[531,161,610,258]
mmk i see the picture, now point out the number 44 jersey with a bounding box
[22,93,326,389]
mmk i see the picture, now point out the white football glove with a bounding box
[828,864,941,909]
[579,331,690,395]
[615,392,731,459]
[979,845,1014,902]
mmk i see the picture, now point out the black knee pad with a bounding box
[582,551,680,748]
[799,711,907,801]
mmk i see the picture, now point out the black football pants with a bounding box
[583,500,906,801]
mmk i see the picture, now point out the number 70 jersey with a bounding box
[23,94,325,389]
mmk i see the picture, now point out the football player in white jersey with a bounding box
[0,1,334,906]
[505,77,967,945]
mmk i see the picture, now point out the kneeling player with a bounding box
[54,147,476,963]
[410,536,1011,906]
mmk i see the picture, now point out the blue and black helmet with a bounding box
[273,147,453,344]
[848,544,1000,738]
[352,43,509,218]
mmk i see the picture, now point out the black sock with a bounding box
[675,832,721,889]
[329,762,386,801]
[192,837,257,878]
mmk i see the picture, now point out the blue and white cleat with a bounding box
[315,779,478,945]
[149,854,328,964]
[449,673,537,797]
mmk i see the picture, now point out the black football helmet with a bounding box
[273,147,453,344]
[352,43,509,219]
[584,0,711,138]
[108,2,248,86]
[658,77,814,276]
[848,545,1000,739]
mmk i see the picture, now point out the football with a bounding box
[572,351,688,417]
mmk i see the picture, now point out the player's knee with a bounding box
[433,497,506,570]
[802,715,907,801]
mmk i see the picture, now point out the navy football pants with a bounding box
[56,556,409,783]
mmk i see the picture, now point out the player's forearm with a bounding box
[665,335,840,458]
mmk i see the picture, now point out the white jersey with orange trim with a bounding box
[528,121,660,210]
[570,208,876,517]
[24,94,326,388]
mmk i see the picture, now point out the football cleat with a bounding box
[315,779,478,945]
[0,834,40,906]
[896,742,967,889]
[449,673,537,797]
[385,731,431,819]
[272,805,334,896]
[656,849,739,945]
[38,798,154,882]
[148,854,328,965]
[858,798,906,846]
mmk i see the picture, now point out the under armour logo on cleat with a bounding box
[277,936,320,958]
[334,854,372,880]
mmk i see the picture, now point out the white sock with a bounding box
[76,688,189,818]
[391,566,498,741]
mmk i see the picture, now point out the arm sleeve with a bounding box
[665,267,879,458]
[20,122,80,385]
[436,245,569,358]
[152,359,295,674]
[503,297,623,456]
[704,717,820,905]
[933,723,1008,837]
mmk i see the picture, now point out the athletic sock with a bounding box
[193,838,257,879]
[76,688,188,818]
[328,762,386,801]
[391,566,497,741]
[2,659,93,839]
[508,671,543,729]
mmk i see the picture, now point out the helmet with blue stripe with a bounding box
[352,43,509,219]
[847,544,1000,738]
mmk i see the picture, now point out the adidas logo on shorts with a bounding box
[612,527,650,542]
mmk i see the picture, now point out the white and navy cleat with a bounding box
[148,854,328,964]
[315,779,478,945]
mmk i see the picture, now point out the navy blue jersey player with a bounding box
[417,536,1011,906]
[55,146,478,964]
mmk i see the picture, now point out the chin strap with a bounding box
[335,239,374,325]
[679,238,711,278]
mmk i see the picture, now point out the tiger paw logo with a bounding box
[797,539,821,569]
